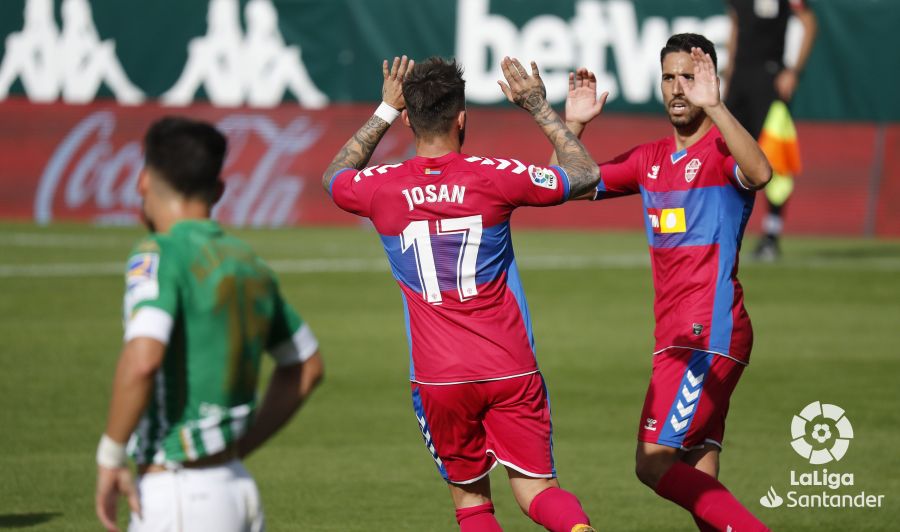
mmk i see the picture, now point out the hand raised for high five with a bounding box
[497,56,547,114]
[678,47,721,110]
[565,68,609,127]
[382,55,414,110]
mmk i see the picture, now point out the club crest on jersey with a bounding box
[528,165,557,190]
[685,158,702,183]
[647,208,687,234]
[647,165,660,180]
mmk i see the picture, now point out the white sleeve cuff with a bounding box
[124,307,174,344]
[269,323,319,367]
[733,163,752,190]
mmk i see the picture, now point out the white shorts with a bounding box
[129,460,264,532]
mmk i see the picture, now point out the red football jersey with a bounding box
[596,126,755,363]
[330,151,570,383]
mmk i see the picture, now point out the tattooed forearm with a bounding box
[322,116,392,190]
[529,100,599,198]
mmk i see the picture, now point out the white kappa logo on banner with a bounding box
[685,158,702,183]
[791,401,854,464]
[162,0,327,108]
[0,0,145,104]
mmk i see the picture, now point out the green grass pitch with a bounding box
[0,223,897,531]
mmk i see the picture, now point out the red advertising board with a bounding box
[0,98,897,236]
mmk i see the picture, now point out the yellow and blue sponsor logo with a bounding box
[647,207,687,234]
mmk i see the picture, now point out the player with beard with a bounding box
[553,34,772,531]
[95,116,323,532]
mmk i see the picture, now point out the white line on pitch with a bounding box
[1,255,900,278]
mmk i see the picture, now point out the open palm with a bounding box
[680,47,720,109]
[565,68,608,125]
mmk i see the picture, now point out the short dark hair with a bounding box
[660,33,718,70]
[402,57,466,138]
[143,116,227,205]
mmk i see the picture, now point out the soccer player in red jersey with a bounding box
[323,56,601,532]
[556,34,773,531]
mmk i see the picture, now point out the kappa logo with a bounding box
[685,158,702,183]
[162,0,327,108]
[647,165,660,180]
[0,0,145,104]
[791,401,853,464]
[528,165,558,190]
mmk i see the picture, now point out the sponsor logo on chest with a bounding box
[647,207,687,234]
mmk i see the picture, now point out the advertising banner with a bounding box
[1,100,897,236]
[0,0,897,121]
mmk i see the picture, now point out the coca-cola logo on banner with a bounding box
[35,111,324,226]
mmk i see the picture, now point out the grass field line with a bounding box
[0,232,134,248]
[2,253,900,278]
[0,255,650,278]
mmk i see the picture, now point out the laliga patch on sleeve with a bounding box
[528,165,558,190]
[124,253,160,314]
[127,253,159,287]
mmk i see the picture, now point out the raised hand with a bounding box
[565,68,609,126]
[382,55,414,110]
[497,57,547,114]
[679,47,721,110]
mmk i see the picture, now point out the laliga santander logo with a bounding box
[757,402,885,510]
[790,401,853,465]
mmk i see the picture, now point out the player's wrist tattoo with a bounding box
[322,116,392,188]
[530,102,599,198]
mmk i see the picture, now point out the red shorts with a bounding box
[638,348,745,450]
[411,372,555,484]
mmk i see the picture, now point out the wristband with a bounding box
[374,102,400,124]
[96,434,127,469]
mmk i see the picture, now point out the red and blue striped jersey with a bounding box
[330,151,570,383]
[595,126,755,363]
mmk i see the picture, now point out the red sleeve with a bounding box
[329,166,381,217]
[716,138,753,193]
[468,156,570,207]
[595,147,642,200]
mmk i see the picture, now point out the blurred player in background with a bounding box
[95,117,324,532]
[555,34,771,531]
[323,55,601,532]
[725,0,817,260]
